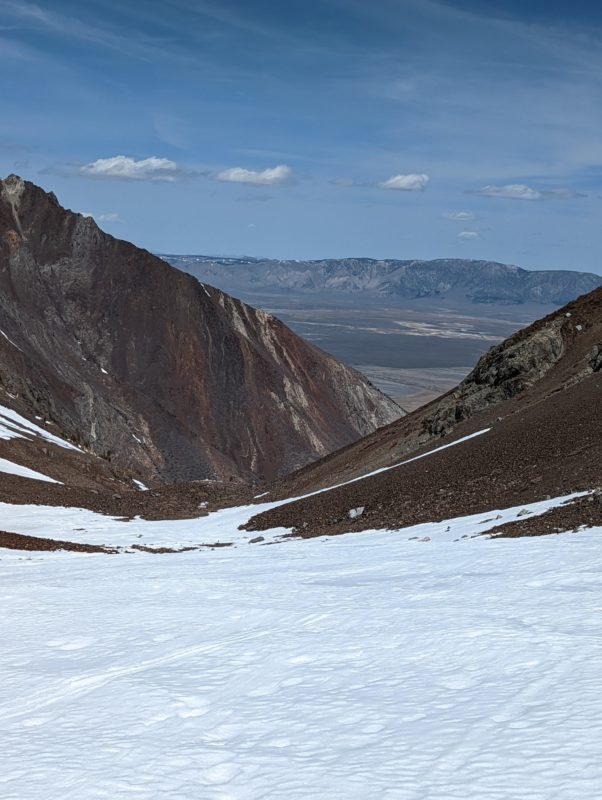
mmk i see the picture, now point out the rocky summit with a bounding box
[0,175,400,485]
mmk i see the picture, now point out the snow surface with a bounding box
[1,418,600,798]
[0,491,587,551]
[0,456,61,484]
[1,511,602,799]
[0,404,81,451]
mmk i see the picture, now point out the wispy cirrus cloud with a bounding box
[0,0,170,59]
[458,230,479,240]
[80,156,183,182]
[214,165,293,186]
[474,183,585,201]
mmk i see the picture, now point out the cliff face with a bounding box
[0,175,400,483]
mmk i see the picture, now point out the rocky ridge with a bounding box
[166,254,602,306]
[244,284,602,535]
[0,175,399,485]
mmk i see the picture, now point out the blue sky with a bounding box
[1,0,601,272]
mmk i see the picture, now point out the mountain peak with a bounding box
[0,179,400,484]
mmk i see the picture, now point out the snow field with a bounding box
[2,524,602,799]
[0,491,589,550]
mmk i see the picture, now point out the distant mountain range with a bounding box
[164,255,602,307]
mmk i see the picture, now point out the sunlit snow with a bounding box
[0,404,81,451]
[0,456,61,484]
[1,511,601,799]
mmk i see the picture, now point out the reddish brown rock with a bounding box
[0,175,400,484]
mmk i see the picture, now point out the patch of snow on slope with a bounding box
[0,404,81,451]
[1,518,602,798]
[0,457,61,484]
[0,329,22,351]
[0,491,589,551]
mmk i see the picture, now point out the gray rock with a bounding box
[348,506,365,520]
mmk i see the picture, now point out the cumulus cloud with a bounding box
[475,183,585,201]
[215,165,293,186]
[458,231,479,240]
[445,211,475,221]
[378,173,429,191]
[80,155,181,182]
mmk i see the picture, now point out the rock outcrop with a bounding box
[0,175,400,484]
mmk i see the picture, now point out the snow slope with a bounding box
[2,520,602,799]
[0,404,81,451]
[0,456,61,484]
[1,426,600,798]
[0,492,587,550]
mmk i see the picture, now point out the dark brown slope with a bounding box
[247,285,602,534]
[264,285,602,498]
[0,175,399,484]
[246,372,601,536]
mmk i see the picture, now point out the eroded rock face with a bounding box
[426,321,566,437]
[0,175,400,483]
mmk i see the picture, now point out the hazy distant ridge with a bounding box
[165,256,602,306]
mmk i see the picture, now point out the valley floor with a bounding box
[2,495,602,799]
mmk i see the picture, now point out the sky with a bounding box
[1,0,601,272]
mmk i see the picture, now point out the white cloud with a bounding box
[378,173,429,191]
[445,211,475,221]
[475,183,585,201]
[80,156,181,182]
[458,231,479,240]
[476,183,541,200]
[215,165,293,186]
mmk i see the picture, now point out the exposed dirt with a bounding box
[264,285,602,502]
[0,530,116,553]
[245,373,602,538]
[0,470,254,520]
[487,494,602,538]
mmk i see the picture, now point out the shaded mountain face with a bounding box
[247,284,602,534]
[165,255,602,306]
[0,175,400,484]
